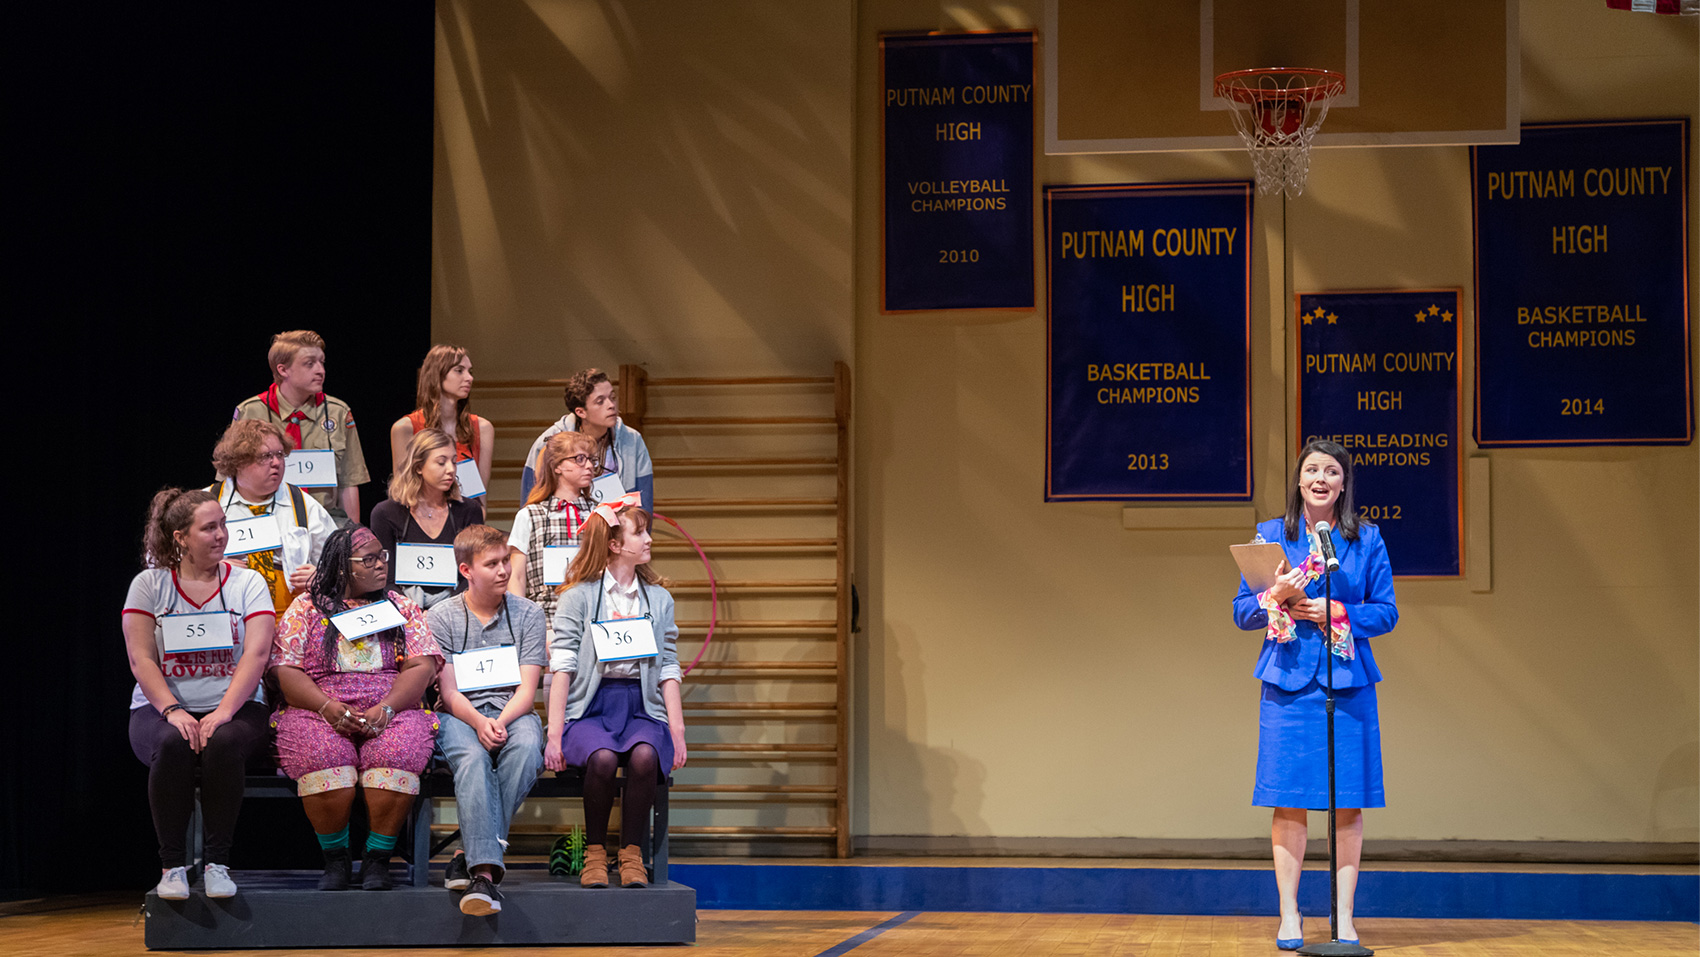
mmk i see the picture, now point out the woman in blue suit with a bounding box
[1233,439,1397,949]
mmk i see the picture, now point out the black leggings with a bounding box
[582,744,660,852]
[128,701,270,868]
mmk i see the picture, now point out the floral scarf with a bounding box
[1257,531,1354,660]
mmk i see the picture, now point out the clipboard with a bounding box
[1230,542,1288,592]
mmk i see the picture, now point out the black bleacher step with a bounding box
[143,869,695,948]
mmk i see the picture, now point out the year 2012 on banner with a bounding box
[1297,290,1463,577]
[1046,182,1252,500]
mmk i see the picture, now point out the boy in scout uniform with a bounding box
[233,330,370,526]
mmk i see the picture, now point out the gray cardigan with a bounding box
[548,576,681,724]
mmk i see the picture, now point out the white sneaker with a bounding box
[155,867,191,900]
[202,863,238,899]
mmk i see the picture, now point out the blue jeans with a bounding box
[436,706,545,875]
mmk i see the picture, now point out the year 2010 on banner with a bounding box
[1045,182,1252,500]
[881,31,1034,312]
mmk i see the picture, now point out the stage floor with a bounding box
[2,902,1696,956]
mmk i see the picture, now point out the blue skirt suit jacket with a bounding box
[1234,517,1398,808]
[1232,518,1398,691]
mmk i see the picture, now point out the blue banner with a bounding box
[1046,183,1252,500]
[882,32,1034,312]
[1472,120,1691,446]
[1297,290,1462,577]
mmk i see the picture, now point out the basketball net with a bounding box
[1215,68,1345,200]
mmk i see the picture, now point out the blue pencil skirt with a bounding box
[1254,679,1385,810]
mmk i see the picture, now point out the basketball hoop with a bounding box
[1214,68,1345,199]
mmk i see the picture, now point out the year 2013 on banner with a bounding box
[1046,182,1252,500]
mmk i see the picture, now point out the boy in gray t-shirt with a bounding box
[427,526,549,916]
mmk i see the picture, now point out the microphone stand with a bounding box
[1299,555,1372,956]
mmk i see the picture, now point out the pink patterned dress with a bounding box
[270,592,443,796]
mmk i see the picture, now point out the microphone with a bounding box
[1314,521,1341,573]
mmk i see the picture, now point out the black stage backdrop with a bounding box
[8,8,431,897]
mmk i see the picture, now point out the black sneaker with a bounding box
[360,850,394,891]
[459,874,503,916]
[444,852,471,891]
[318,847,353,891]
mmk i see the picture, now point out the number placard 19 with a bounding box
[542,545,579,586]
[453,645,523,692]
[454,460,486,499]
[329,600,407,642]
[160,610,233,654]
[590,615,658,662]
[394,543,457,587]
[285,449,338,488]
[224,515,284,557]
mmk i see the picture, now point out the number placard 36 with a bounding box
[590,615,658,662]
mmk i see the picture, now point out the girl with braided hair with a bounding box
[270,525,443,890]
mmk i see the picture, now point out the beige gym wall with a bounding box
[433,0,1698,848]
[431,0,854,375]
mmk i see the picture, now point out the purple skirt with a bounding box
[561,679,673,781]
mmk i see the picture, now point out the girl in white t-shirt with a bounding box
[122,488,276,902]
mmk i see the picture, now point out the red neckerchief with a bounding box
[261,383,325,449]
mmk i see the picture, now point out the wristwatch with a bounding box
[380,704,396,721]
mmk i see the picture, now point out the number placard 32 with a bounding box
[329,600,407,642]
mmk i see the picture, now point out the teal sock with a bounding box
[316,826,349,851]
[365,831,397,855]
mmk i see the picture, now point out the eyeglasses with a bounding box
[564,454,606,476]
[353,549,390,569]
[255,451,288,464]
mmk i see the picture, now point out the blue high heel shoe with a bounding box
[1276,936,1304,950]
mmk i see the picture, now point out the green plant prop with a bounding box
[549,826,587,877]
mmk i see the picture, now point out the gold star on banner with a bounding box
[1428,305,1441,316]
[1326,312,1338,324]
[1442,310,1454,322]
[1414,310,1427,322]
[1301,310,1314,325]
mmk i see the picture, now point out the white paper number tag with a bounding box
[542,545,579,586]
[329,600,407,641]
[161,610,233,655]
[590,472,626,505]
[453,645,522,692]
[591,615,658,662]
[224,515,284,557]
[395,543,457,587]
[455,460,486,499]
[285,449,337,488]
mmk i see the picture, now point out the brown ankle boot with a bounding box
[579,845,609,888]
[617,846,648,888]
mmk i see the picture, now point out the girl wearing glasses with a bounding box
[270,526,444,891]
[208,419,336,613]
[507,431,599,623]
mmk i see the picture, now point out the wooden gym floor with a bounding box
[1,901,1695,957]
